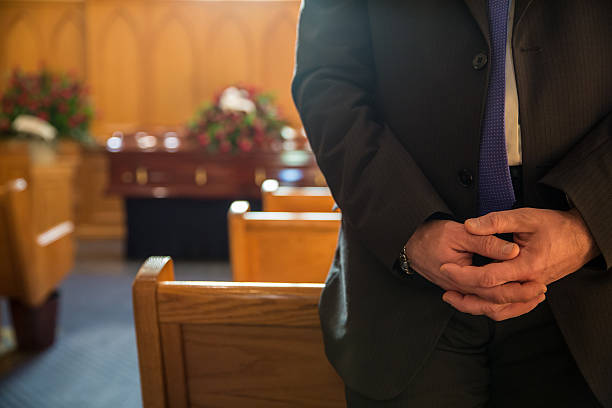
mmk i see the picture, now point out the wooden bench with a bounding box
[261,179,337,213]
[0,178,74,349]
[228,201,341,283]
[133,256,345,408]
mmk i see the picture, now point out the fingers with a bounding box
[441,261,529,288]
[472,281,547,304]
[440,262,545,303]
[461,233,519,261]
[442,291,546,321]
[465,209,534,236]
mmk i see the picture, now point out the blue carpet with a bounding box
[0,273,141,408]
[0,254,229,408]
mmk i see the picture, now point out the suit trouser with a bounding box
[346,167,601,407]
[345,300,601,407]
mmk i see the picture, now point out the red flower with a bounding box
[198,132,210,147]
[41,96,53,108]
[238,137,253,153]
[219,140,231,153]
[216,130,227,141]
[68,113,86,127]
[37,112,50,121]
[17,93,29,105]
[3,101,14,113]
[58,103,69,114]
[27,101,40,112]
[60,89,72,99]
[0,117,10,131]
[187,84,287,154]
[253,132,265,145]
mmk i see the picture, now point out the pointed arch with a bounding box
[97,10,143,125]
[149,13,198,125]
[50,9,86,77]
[203,13,255,97]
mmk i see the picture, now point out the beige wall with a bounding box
[0,0,302,143]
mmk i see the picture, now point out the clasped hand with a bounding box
[404,208,599,321]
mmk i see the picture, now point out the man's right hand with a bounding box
[405,220,547,311]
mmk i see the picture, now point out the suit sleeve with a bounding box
[291,0,451,270]
[540,111,612,270]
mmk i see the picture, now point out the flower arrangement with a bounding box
[0,69,94,144]
[187,85,287,153]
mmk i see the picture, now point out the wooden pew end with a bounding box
[261,178,280,194]
[228,200,250,215]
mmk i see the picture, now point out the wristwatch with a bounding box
[399,246,414,275]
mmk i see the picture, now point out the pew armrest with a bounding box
[133,256,175,408]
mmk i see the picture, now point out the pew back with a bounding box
[0,179,31,299]
[228,201,340,283]
[0,177,74,306]
[261,179,336,213]
[133,257,345,408]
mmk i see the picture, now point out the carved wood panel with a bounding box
[0,1,86,90]
[1,0,301,141]
[0,0,302,239]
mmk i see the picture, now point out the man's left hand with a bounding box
[441,207,601,321]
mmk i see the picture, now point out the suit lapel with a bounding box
[463,0,490,48]
[514,0,535,28]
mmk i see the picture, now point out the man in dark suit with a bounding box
[292,0,611,406]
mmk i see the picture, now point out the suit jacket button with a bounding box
[472,53,488,70]
[458,169,474,187]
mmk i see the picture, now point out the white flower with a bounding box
[219,86,256,114]
[12,115,57,142]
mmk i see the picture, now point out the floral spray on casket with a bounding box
[187,85,287,153]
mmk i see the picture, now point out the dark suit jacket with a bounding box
[291,0,612,404]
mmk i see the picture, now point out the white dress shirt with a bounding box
[505,0,522,165]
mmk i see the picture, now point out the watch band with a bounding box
[399,246,414,275]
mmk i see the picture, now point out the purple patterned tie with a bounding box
[478,0,515,215]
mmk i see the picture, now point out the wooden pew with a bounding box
[261,179,337,213]
[0,178,74,349]
[228,201,340,283]
[133,256,345,408]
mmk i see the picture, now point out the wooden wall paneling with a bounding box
[2,0,303,138]
[74,149,124,239]
[0,1,86,93]
[205,8,254,96]
[261,6,301,126]
[148,7,197,127]
[1,10,43,89]
[86,1,145,137]
[1,0,305,240]
[48,8,86,78]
